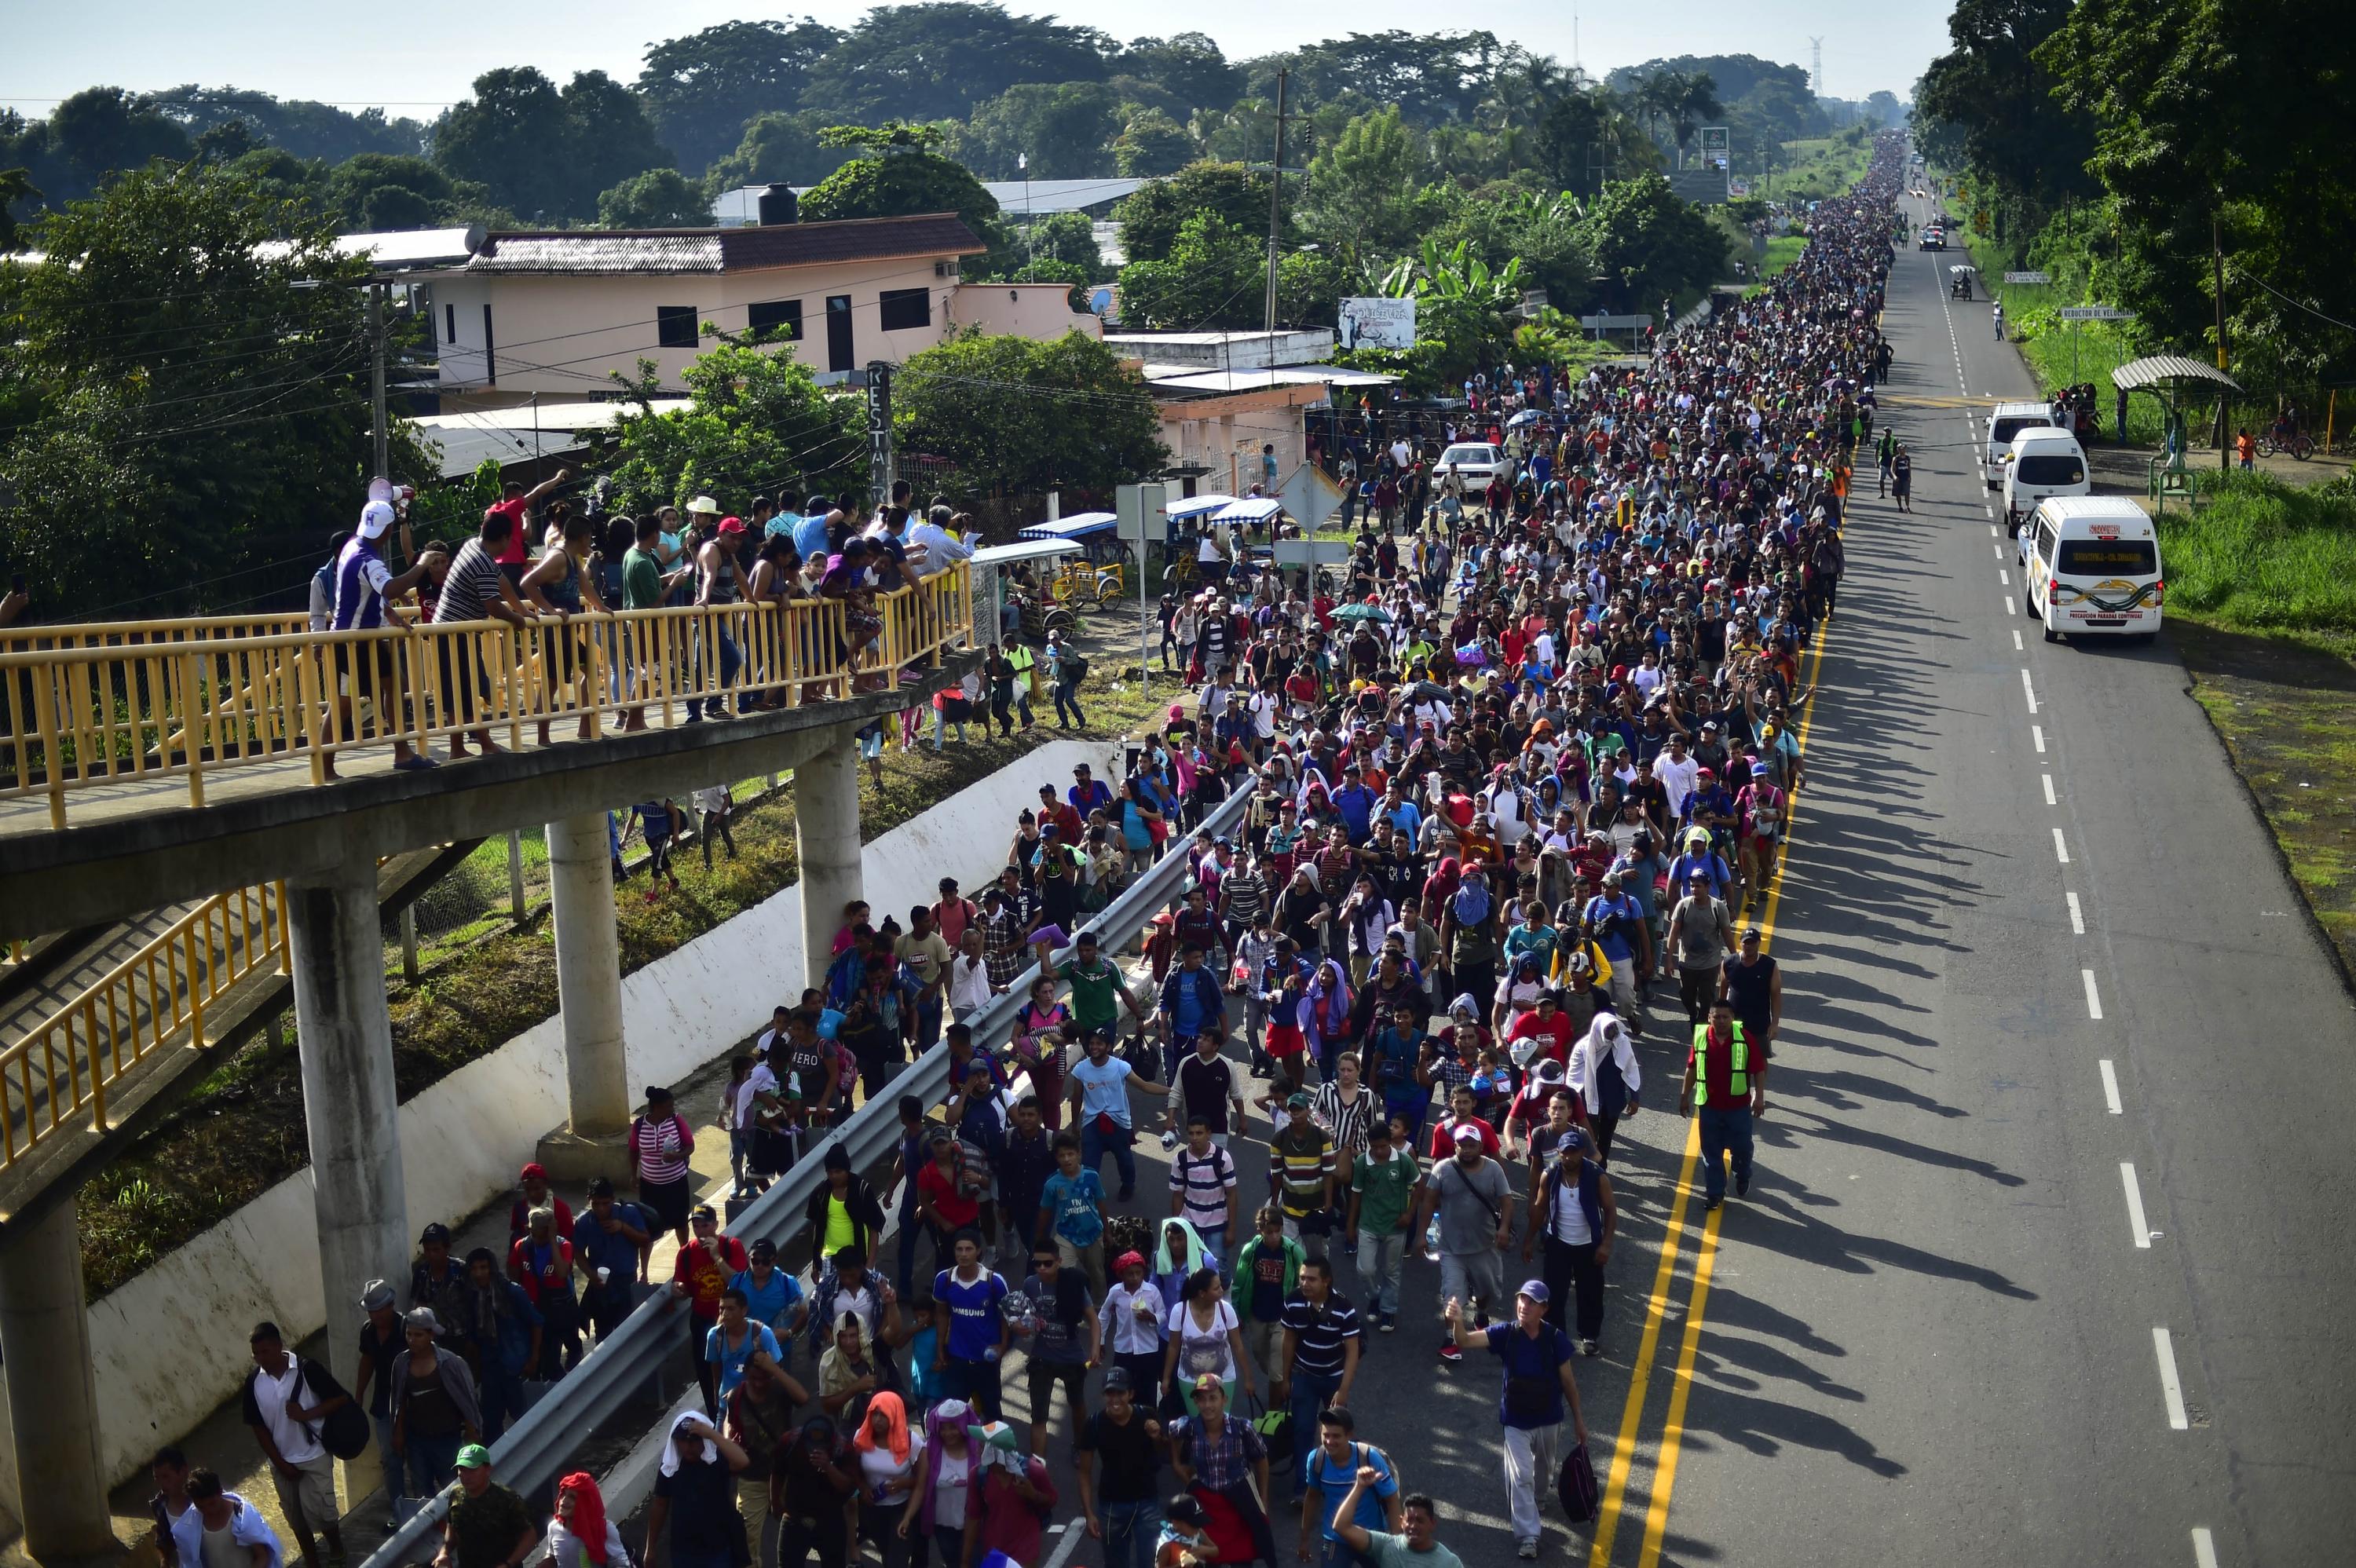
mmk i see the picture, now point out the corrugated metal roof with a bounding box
[473,233,723,274]
[2113,355,2243,393]
[466,214,982,276]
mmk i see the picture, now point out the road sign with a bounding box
[2058,306,2136,321]
[2003,271,2051,285]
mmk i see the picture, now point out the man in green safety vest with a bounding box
[1678,1000,1768,1211]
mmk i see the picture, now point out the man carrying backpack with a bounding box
[243,1322,355,1568]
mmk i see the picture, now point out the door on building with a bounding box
[826,294,854,374]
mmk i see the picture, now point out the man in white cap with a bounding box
[321,502,444,777]
[1447,1279,1587,1559]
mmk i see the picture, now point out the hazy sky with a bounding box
[5,0,1939,122]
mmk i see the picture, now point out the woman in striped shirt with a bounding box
[629,1086,697,1248]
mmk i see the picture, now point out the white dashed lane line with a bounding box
[2082,966,2102,1015]
[2021,668,2039,712]
[2067,890,2084,933]
[2153,1328,2192,1430]
[2055,828,2072,864]
[2100,1058,2123,1113]
[2121,1162,2154,1248]
[2032,724,2047,753]
[2192,1526,2220,1568]
[2042,774,2057,806]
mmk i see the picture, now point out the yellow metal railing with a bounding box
[0,566,972,828]
[0,880,289,1173]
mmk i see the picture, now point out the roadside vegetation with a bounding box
[2156,473,2356,649]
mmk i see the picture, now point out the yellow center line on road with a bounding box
[1635,613,1835,1566]
[1586,598,1838,1566]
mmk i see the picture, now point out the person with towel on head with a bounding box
[646,1411,751,1568]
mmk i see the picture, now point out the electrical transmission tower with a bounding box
[1809,37,1824,97]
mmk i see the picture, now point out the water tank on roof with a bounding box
[757,185,799,226]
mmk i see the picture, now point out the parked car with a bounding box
[1435,441,1516,489]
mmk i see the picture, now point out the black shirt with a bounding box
[1280,1288,1363,1380]
[1077,1409,1163,1503]
[654,1453,740,1558]
[1176,1053,1238,1135]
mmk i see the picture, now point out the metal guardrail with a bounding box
[0,566,972,828]
[358,784,1252,1568]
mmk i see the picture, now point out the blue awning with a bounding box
[1213,498,1284,523]
[1016,512,1121,541]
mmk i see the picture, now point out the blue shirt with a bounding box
[1306,1442,1398,1540]
[935,1266,1008,1361]
[764,510,803,541]
[729,1266,803,1333]
[1584,894,1642,963]
[571,1204,648,1281]
[1332,783,1379,843]
[792,512,831,561]
[1041,1168,1107,1246]
[1484,1321,1574,1428]
[704,1321,781,1400]
[1384,799,1423,842]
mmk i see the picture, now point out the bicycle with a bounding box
[2255,428,2314,461]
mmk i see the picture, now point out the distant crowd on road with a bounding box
[152,130,1906,1568]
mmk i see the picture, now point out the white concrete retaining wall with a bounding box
[0,737,1118,1504]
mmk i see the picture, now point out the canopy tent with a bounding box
[2111,356,2243,395]
[1213,498,1285,524]
[1016,512,1119,542]
[1163,494,1240,521]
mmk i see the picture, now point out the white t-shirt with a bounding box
[949,953,994,1012]
[250,1361,325,1465]
[735,1062,778,1131]
[1168,1298,1242,1383]
[1654,754,1699,817]
[858,1430,925,1507]
[931,1449,973,1530]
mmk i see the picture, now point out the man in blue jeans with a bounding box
[1275,1256,1363,1502]
[1068,1029,1165,1202]
[1680,1000,1765,1211]
[1075,1368,1165,1568]
[1157,941,1228,1080]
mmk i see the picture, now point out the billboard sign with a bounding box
[1337,297,1417,351]
[1701,126,1730,170]
[2058,306,2136,321]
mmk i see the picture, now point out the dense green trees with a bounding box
[1575,174,1729,310]
[433,68,673,222]
[798,2,1110,123]
[0,166,434,618]
[951,82,1126,179]
[895,331,1165,498]
[635,20,845,177]
[597,169,714,228]
[1112,162,1272,264]
[705,111,854,191]
[605,344,858,514]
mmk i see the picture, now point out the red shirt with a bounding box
[1687,1022,1755,1110]
[508,1193,575,1245]
[673,1236,748,1321]
[1428,1113,1501,1161]
[508,1234,575,1304]
[916,1159,981,1232]
[487,495,532,565]
[1508,1010,1575,1065]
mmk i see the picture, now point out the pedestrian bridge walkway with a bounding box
[0,568,974,941]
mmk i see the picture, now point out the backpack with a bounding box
[253,1357,369,1461]
[1061,651,1090,682]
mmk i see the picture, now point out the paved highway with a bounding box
[1579,192,2356,1567]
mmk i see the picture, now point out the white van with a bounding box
[1984,402,2061,490]
[2018,495,2163,643]
[2002,428,2089,534]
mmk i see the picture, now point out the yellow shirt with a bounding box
[822,1194,858,1257]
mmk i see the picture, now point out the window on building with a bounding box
[877,288,931,332]
[656,305,701,349]
[747,298,803,342]
[444,303,457,348]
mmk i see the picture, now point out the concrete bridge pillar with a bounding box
[287,856,408,1398]
[796,738,865,996]
[537,810,634,1183]
[0,1200,117,1563]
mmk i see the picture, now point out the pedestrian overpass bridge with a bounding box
[0,569,973,1559]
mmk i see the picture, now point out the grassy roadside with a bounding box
[2157,472,2356,985]
[1772,131,1872,203]
[75,678,1167,1299]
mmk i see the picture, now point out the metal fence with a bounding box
[357,784,1252,1568]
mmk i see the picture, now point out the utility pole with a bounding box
[865,360,895,510]
[368,283,389,482]
[2211,210,2231,470]
[1263,68,1290,339]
